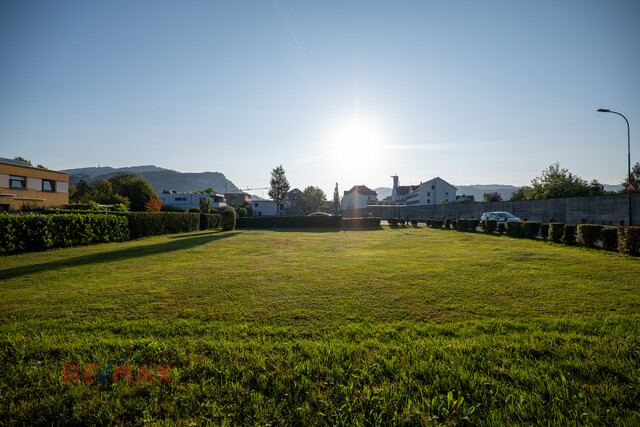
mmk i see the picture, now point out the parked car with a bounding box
[308,212,332,216]
[480,211,522,224]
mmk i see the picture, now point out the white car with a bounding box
[481,211,522,224]
[307,212,332,216]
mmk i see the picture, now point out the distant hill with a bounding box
[63,165,238,194]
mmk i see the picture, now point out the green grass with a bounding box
[1,226,638,425]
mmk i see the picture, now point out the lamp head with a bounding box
[597,109,610,112]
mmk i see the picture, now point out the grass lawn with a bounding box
[1,226,638,425]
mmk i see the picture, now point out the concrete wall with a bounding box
[344,192,640,226]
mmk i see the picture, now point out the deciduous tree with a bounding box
[300,186,327,214]
[268,165,290,216]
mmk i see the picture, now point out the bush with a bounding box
[506,221,524,238]
[444,218,452,229]
[455,218,479,232]
[341,217,381,229]
[549,223,564,243]
[236,215,342,228]
[161,205,185,212]
[484,219,497,234]
[601,227,618,251]
[410,219,418,227]
[387,218,398,226]
[426,219,432,227]
[430,219,444,228]
[451,219,457,229]
[497,222,505,235]
[577,224,603,248]
[562,224,577,246]
[188,208,200,213]
[617,226,640,256]
[199,213,221,230]
[125,212,200,239]
[540,224,549,240]
[0,213,129,254]
[521,221,541,239]
[220,206,237,231]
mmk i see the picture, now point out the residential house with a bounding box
[158,190,226,211]
[341,185,378,210]
[224,190,252,208]
[391,175,456,205]
[252,199,285,216]
[0,157,69,212]
[284,188,301,216]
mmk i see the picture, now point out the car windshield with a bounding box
[496,213,509,218]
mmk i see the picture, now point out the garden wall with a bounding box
[344,192,640,226]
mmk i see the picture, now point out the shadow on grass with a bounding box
[235,226,383,233]
[0,231,239,280]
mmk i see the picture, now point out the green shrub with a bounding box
[125,212,200,239]
[484,219,497,234]
[220,206,237,231]
[387,218,398,226]
[161,205,185,212]
[577,224,603,248]
[506,221,524,238]
[410,219,418,227]
[451,219,457,229]
[540,223,549,240]
[236,215,342,228]
[426,219,432,227]
[188,208,199,213]
[497,222,505,235]
[549,223,564,243]
[521,221,540,239]
[0,213,128,254]
[601,227,618,251]
[430,219,444,228]
[341,217,381,229]
[617,226,640,256]
[562,224,577,246]
[444,218,452,229]
[199,213,221,230]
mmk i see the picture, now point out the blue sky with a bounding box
[1,0,639,195]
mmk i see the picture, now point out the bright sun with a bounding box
[326,115,386,164]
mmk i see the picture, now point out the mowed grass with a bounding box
[0,226,638,425]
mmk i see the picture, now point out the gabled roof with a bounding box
[416,177,457,191]
[395,186,412,195]
[344,185,377,196]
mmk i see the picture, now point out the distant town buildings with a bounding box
[390,175,457,206]
[0,157,69,212]
[341,185,378,210]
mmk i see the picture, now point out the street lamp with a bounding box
[597,108,632,225]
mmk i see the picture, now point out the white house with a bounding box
[158,191,226,211]
[341,185,378,210]
[391,175,456,205]
[252,199,285,216]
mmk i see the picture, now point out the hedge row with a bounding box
[0,214,129,254]
[342,217,382,229]
[200,213,221,230]
[124,212,200,239]
[236,215,345,228]
[422,216,635,255]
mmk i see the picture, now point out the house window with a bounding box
[255,203,258,208]
[427,192,430,196]
[42,179,55,192]
[431,185,435,190]
[175,197,186,201]
[428,199,431,204]
[9,176,26,189]
[445,192,448,196]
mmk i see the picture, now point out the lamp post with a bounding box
[597,108,632,225]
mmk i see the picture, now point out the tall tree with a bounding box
[300,186,327,214]
[268,165,290,216]
[108,173,157,211]
[333,183,340,213]
[512,163,605,200]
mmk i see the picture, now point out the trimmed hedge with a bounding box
[617,226,640,256]
[341,217,382,229]
[540,224,549,240]
[236,215,342,228]
[220,207,236,231]
[430,219,444,228]
[410,219,418,227]
[497,222,505,235]
[549,223,565,243]
[455,218,479,232]
[124,212,200,239]
[521,221,541,239]
[0,213,129,255]
[577,224,603,248]
[506,221,524,238]
[601,227,618,252]
[562,224,577,246]
[444,218,453,229]
[484,219,497,234]
[199,213,221,230]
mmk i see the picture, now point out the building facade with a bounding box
[158,191,226,211]
[0,158,69,212]
[391,175,456,206]
[252,199,286,216]
[341,185,378,210]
